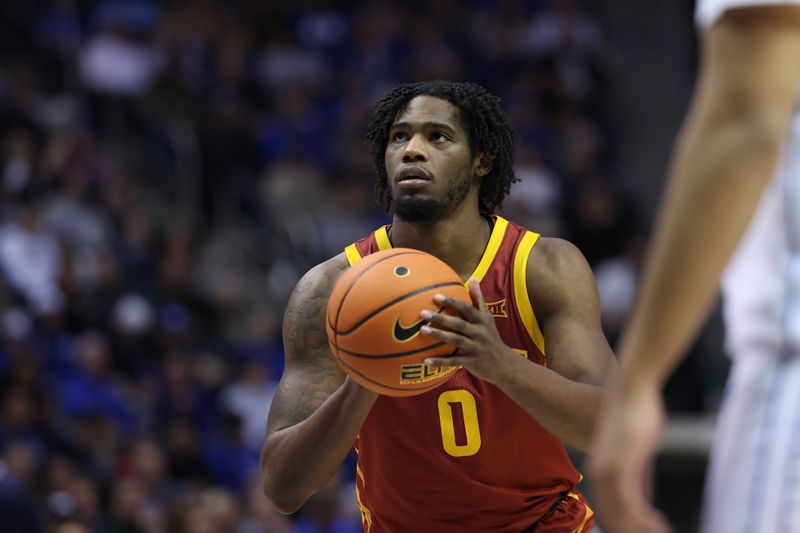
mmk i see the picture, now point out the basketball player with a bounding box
[589,3,800,533]
[260,81,617,532]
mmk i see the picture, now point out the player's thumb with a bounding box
[468,277,486,310]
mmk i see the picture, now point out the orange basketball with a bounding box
[326,248,470,397]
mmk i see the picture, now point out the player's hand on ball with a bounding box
[421,277,516,384]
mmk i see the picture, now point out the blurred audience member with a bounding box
[0,195,64,315]
[57,330,138,432]
[218,357,276,452]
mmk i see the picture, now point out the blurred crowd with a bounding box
[0,1,645,532]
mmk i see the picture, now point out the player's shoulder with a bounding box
[308,252,351,283]
[282,253,350,354]
[525,237,597,315]
[290,253,350,304]
[527,237,591,283]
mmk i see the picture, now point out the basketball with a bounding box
[326,248,471,397]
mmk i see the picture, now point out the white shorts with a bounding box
[702,351,800,532]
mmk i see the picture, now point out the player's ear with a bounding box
[474,152,491,178]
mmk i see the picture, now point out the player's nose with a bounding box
[402,134,428,163]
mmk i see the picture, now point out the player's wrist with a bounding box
[615,337,671,392]
[614,364,662,398]
[343,376,380,401]
[489,348,528,388]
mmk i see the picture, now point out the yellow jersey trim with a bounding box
[572,502,594,533]
[375,225,392,251]
[513,231,546,359]
[355,482,373,532]
[345,243,362,267]
[468,216,508,284]
[353,439,372,532]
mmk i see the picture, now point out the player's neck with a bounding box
[389,207,491,281]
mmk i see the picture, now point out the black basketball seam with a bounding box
[332,250,424,360]
[329,340,448,359]
[331,281,464,336]
[336,351,459,392]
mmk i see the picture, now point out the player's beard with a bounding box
[391,171,474,222]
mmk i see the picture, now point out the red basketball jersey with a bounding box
[343,216,594,532]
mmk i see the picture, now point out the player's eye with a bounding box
[430,132,450,142]
[391,131,409,142]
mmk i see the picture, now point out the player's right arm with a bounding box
[260,253,378,514]
[590,6,800,533]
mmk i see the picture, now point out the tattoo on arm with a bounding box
[268,259,349,431]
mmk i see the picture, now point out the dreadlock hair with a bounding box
[366,81,518,214]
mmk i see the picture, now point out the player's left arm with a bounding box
[511,237,619,451]
[422,237,617,452]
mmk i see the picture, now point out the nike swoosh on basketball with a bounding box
[393,306,444,342]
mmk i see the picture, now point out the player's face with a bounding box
[385,96,481,222]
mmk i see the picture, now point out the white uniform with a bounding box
[697,1,800,531]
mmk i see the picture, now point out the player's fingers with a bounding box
[593,471,672,533]
[423,355,463,367]
[468,277,487,311]
[420,325,467,349]
[420,309,471,334]
[620,484,672,533]
[642,507,672,533]
[607,504,671,533]
[433,294,482,322]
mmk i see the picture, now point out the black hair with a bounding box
[366,80,518,214]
